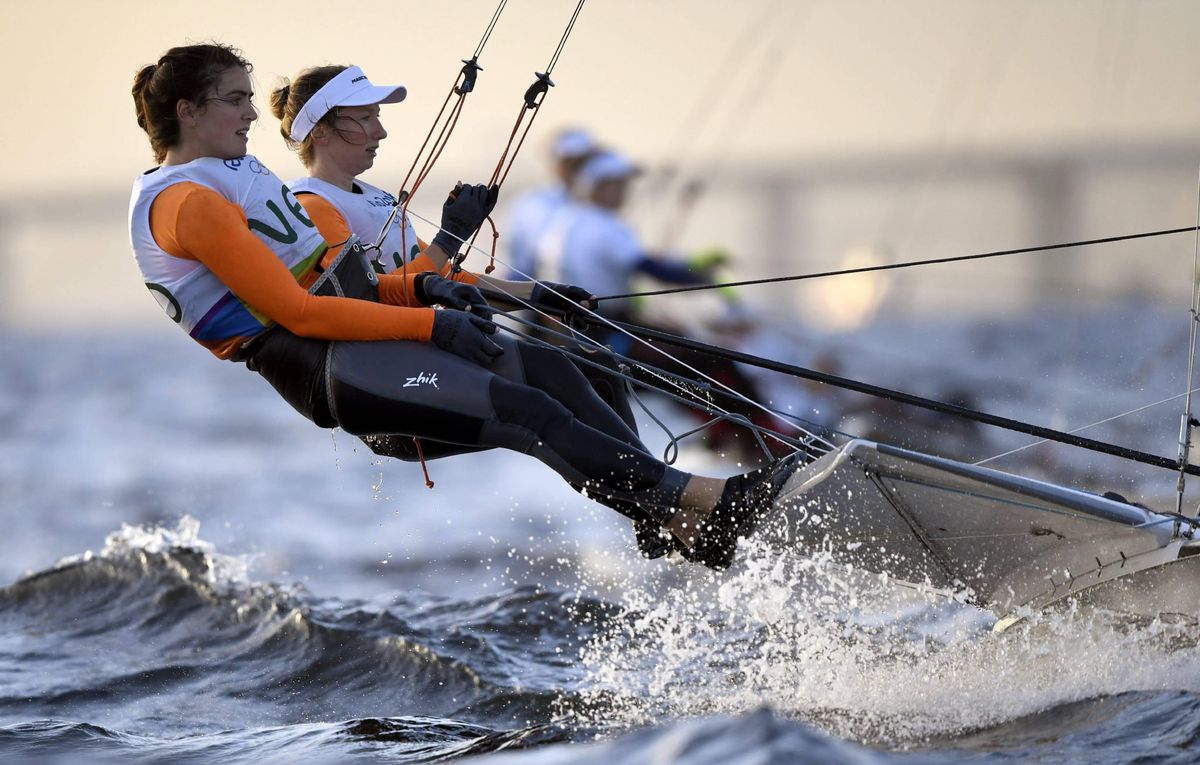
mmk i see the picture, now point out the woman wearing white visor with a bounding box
[270,64,593,313]
[269,64,634,463]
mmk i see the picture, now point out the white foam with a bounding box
[55,515,256,594]
[572,536,1200,745]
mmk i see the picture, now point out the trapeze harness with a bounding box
[128,155,686,522]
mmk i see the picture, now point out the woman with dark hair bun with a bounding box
[128,43,801,571]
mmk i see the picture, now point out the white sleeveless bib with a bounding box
[288,176,421,274]
[129,155,327,345]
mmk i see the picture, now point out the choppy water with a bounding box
[2,301,1198,764]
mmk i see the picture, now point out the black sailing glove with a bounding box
[431,183,500,256]
[416,273,494,320]
[530,281,597,316]
[430,309,504,366]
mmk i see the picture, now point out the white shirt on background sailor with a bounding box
[502,128,596,281]
[504,184,569,280]
[538,149,651,316]
[540,201,642,317]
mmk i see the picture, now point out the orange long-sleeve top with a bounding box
[149,182,437,359]
[295,192,481,286]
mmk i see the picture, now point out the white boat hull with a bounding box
[767,440,1200,629]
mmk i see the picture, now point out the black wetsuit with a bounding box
[241,248,688,526]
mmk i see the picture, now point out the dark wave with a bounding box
[4,696,1199,765]
[0,715,566,765]
[0,543,608,740]
[4,536,1199,764]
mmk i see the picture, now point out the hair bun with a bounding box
[269,79,292,121]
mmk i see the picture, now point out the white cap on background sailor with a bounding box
[289,66,407,142]
[552,128,597,159]
[574,150,641,194]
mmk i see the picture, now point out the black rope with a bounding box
[596,225,1200,302]
[545,0,585,75]
[490,310,810,457]
[489,299,845,447]
[473,0,508,58]
[575,316,1200,477]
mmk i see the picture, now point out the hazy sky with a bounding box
[2,0,1199,329]
[3,0,1200,198]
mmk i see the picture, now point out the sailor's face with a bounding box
[322,105,388,177]
[591,177,630,210]
[188,68,257,160]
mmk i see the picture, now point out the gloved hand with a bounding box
[686,247,731,285]
[530,280,597,316]
[417,273,493,319]
[688,247,731,272]
[431,183,500,255]
[430,309,504,366]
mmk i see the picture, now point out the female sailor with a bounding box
[267,64,623,463]
[271,65,593,312]
[129,43,795,570]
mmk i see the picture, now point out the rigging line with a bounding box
[473,0,508,59]
[572,316,1200,477]
[455,0,588,274]
[653,0,803,249]
[595,225,1200,302]
[1176,160,1200,517]
[489,310,813,457]
[403,203,833,451]
[373,0,513,304]
[372,0,510,252]
[491,306,820,445]
[976,385,1200,467]
[487,302,806,455]
[493,305,846,447]
[472,281,818,453]
[544,0,585,75]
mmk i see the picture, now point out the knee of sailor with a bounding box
[489,378,572,432]
[521,341,582,377]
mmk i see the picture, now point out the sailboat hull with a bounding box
[768,440,1199,629]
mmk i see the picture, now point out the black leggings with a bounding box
[248,329,689,525]
[359,341,638,464]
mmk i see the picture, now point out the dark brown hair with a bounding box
[270,65,348,167]
[132,43,252,163]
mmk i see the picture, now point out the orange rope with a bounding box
[393,67,473,306]
[412,437,435,489]
[459,83,550,273]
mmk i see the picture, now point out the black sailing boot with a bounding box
[633,518,681,559]
[570,483,683,559]
[682,450,810,570]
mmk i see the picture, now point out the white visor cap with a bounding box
[576,150,641,192]
[289,66,407,142]
[552,129,596,159]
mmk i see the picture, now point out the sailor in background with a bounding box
[535,150,716,334]
[540,149,791,460]
[502,129,598,282]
